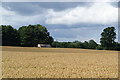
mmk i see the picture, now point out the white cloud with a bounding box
[45,3,118,25]
[1,2,118,26]
[0,6,46,27]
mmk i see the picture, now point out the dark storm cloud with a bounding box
[2,2,93,16]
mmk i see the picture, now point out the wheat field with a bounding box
[2,46,118,78]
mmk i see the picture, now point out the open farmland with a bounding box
[2,46,118,78]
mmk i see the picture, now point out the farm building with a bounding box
[37,44,51,48]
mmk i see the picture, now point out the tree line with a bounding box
[52,40,98,49]
[52,27,120,51]
[1,24,53,47]
[1,24,120,50]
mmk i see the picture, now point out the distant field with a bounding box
[2,46,118,78]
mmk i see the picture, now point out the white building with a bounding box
[37,44,51,48]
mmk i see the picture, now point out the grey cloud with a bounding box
[2,2,46,16]
[2,2,93,16]
[36,2,93,11]
[110,2,118,7]
[45,23,118,30]
[47,24,118,43]
[49,26,106,43]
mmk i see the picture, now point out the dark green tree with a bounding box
[113,42,120,51]
[18,24,53,46]
[73,41,83,48]
[1,25,20,46]
[88,40,98,49]
[100,27,116,50]
[83,41,89,49]
[67,42,75,48]
[51,41,59,47]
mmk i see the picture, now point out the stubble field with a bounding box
[2,46,118,78]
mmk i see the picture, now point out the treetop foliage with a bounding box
[100,27,116,50]
[1,24,53,47]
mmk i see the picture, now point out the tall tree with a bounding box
[100,27,116,50]
[18,24,53,46]
[1,25,20,46]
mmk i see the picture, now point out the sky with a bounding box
[0,1,119,43]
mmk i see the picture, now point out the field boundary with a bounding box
[1,78,119,80]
